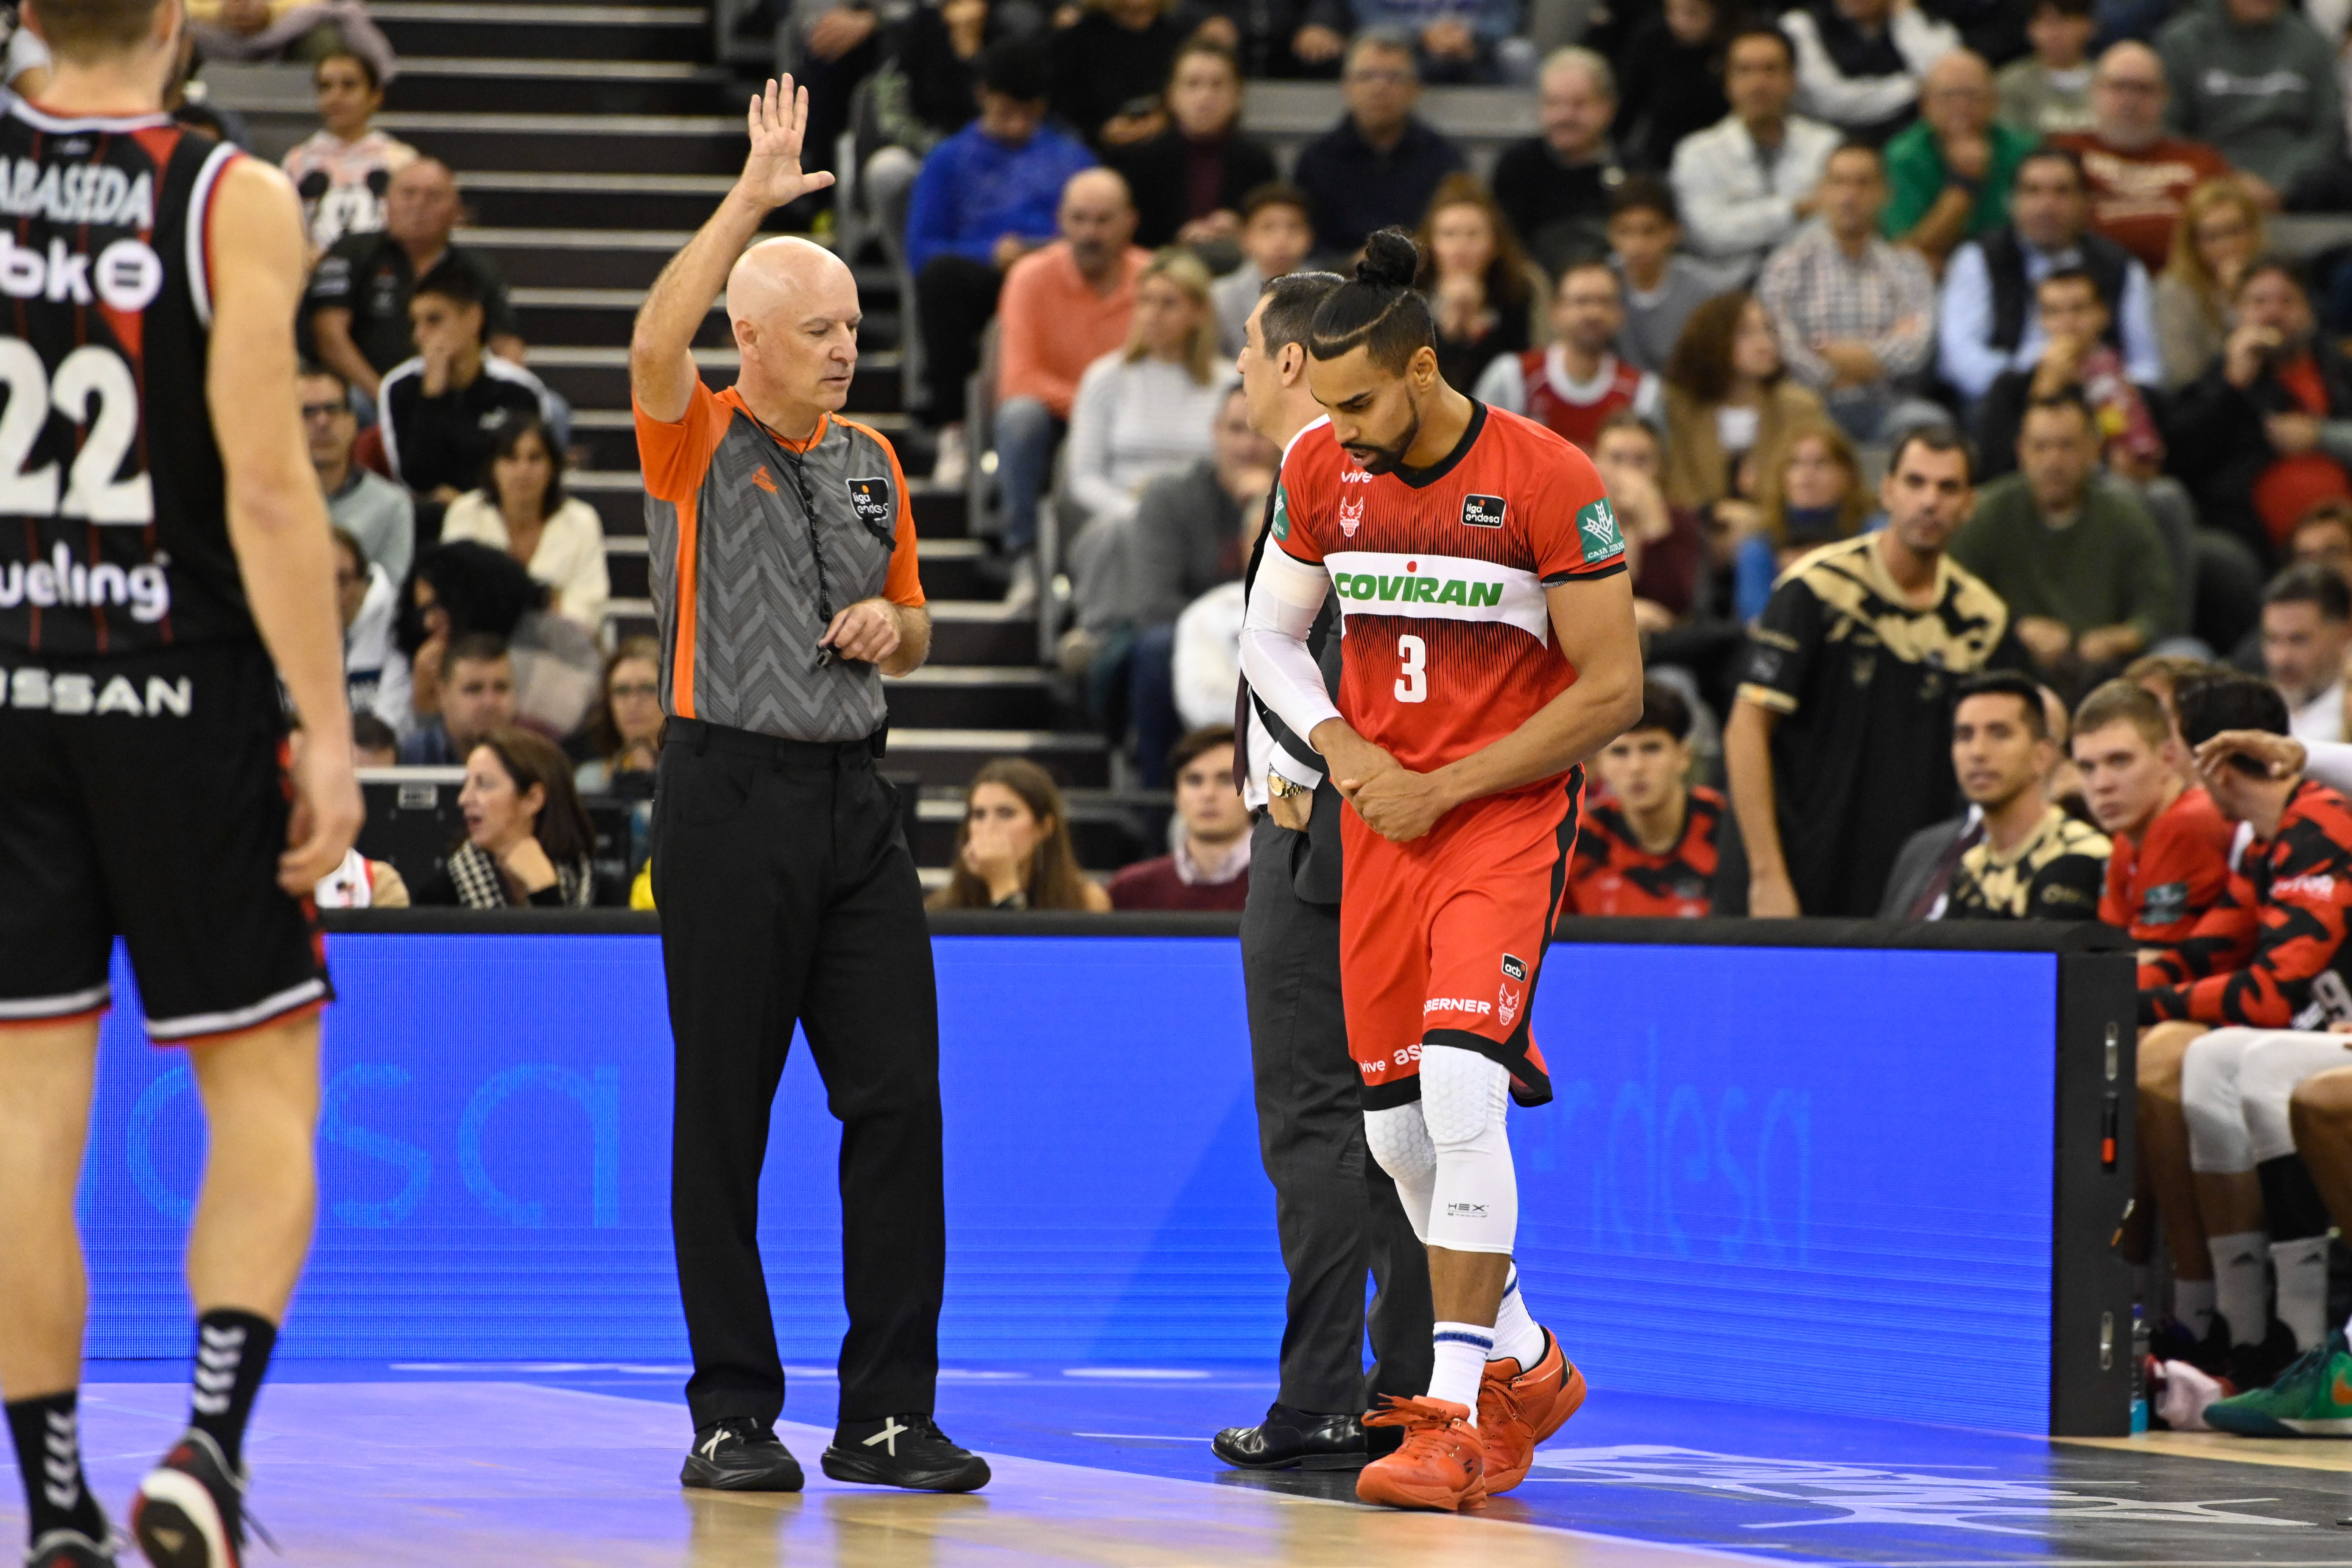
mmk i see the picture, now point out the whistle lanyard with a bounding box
[746,413,837,666]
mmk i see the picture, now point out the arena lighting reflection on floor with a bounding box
[30,1362,2352,1566]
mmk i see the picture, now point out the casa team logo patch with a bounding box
[1498,953,1527,1029]
[845,475,895,534]
[1270,483,1291,540]
[1578,497,1623,558]
[1462,493,1506,528]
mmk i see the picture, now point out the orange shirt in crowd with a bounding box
[2050,132,2231,272]
[994,241,1150,419]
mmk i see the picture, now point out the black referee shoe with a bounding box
[821,1415,991,1492]
[680,1420,804,1492]
[1211,1403,1370,1470]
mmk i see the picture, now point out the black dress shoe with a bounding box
[821,1414,991,1492]
[681,1419,804,1492]
[1211,1403,1369,1470]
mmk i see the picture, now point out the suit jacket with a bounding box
[1236,493,1346,905]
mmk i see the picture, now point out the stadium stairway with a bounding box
[274,11,1166,878]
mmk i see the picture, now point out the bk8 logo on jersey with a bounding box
[0,233,163,311]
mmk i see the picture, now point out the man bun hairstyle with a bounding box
[1306,229,1437,374]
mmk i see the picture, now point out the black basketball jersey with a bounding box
[0,97,247,657]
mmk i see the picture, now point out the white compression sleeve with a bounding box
[1239,545,1341,746]
[1421,1046,1517,1257]
[2304,739,2352,796]
[2181,1029,2258,1175]
[1364,1102,1435,1244]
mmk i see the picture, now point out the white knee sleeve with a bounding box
[1364,1101,1435,1245]
[2241,1032,2352,1165]
[2182,1029,2260,1174]
[1421,1045,1518,1256]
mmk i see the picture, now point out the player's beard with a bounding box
[1345,399,1422,475]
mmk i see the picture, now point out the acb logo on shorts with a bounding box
[1501,954,1527,981]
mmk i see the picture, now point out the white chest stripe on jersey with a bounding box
[1322,551,1549,641]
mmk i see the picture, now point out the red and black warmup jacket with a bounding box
[2099,785,2239,991]
[1563,787,1723,918]
[2141,779,2352,1028]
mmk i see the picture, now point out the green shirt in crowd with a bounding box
[1880,121,2040,244]
[1948,474,2177,645]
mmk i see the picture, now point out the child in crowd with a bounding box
[281,48,417,258]
[1997,0,2097,136]
[1607,176,1724,375]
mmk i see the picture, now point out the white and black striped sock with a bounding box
[5,1390,106,1545]
[189,1308,279,1471]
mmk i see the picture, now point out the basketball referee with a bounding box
[630,77,987,1495]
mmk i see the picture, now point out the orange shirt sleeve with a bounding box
[633,381,730,504]
[839,416,926,608]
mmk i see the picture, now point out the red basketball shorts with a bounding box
[1340,766,1583,1111]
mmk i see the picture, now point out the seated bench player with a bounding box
[2073,678,2238,974]
[1942,671,2112,920]
[1562,679,1722,917]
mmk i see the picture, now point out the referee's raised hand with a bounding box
[737,76,835,214]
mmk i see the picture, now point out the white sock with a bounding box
[2209,1231,2272,1347]
[2273,1237,2330,1351]
[2173,1277,2216,1340]
[1490,1265,1545,1368]
[1429,1323,1493,1423]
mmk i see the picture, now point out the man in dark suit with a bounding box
[1211,268,1434,1470]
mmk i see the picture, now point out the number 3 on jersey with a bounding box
[1395,633,1427,703]
[0,339,153,524]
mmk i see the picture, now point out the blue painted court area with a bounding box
[147,1358,2352,1565]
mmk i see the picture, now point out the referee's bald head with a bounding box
[727,236,861,416]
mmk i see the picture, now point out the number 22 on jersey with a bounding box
[0,338,153,524]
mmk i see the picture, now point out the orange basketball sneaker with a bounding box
[1477,1329,1587,1493]
[1355,1397,1486,1512]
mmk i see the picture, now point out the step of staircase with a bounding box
[377,111,745,175]
[453,173,743,233]
[387,56,736,116]
[369,3,712,62]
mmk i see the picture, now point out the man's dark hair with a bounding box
[1826,139,1883,173]
[1240,181,1312,228]
[34,0,165,58]
[2236,252,2308,302]
[1627,678,1693,741]
[2037,265,2106,307]
[1725,25,1796,66]
[1956,671,2049,740]
[1306,229,1437,374]
[411,265,486,315]
[979,38,1051,102]
[299,360,350,397]
[1259,270,1346,355]
[352,712,399,756]
[1594,407,1660,449]
[2265,561,2352,621]
[441,630,512,680]
[1556,251,1618,290]
[1607,174,1678,225]
[2023,385,2097,432]
[1168,724,1238,779]
[329,526,366,573]
[1888,423,1976,485]
[2016,145,2087,190]
[2035,0,2093,16]
[2178,674,2293,770]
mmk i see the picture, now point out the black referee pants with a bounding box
[653,720,944,1432]
[1240,811,1433,1413]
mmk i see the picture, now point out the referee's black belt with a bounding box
[668,717,888,769]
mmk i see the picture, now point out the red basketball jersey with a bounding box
[1270,403,1626,776]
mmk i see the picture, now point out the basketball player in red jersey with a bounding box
[0,0,361,1562]
[1240,229,1644,1513]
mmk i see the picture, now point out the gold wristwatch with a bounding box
[1266,772,1309,801]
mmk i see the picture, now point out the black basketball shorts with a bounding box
[0,642,330,1042]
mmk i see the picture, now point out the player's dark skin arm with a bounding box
[1313,571,1645,842]
[1724,697,1797,916]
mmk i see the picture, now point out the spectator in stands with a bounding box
[1108,726,1255,909]
[1492,47,1625,277]
[281,49,415,258]
[1939,146,2161,405]
[1612,0,1732,177]
[438,413,610,632]
[575,637,665,796]
[2050,45,2235,277]
[2156,0,2339,204]
[1292,32,1466,256]
[2292,502,2352,586]
[2175,259,2352,560]
[1476,258,1663,447]
[186,0,396,81]
[2154,178,2265,392]
[1052,0,1187,148]
[1104,41,1277,249]
[1733,419,1871,620]
[794,1,888,229]
[1413,174,1545,392]
[1213,184,1315,356]
[352,713,399,768]
[2259,565,2352,742]
[399,632,517,766]
[1996,0,2097,137]
[1671,28,1841,280]
[1064,248,1235,540]
[2072,678,2236,963]
[1755,143,1944,443]
[1973,268,2165,481]
[904,41,1095,481]
[1564,679,1723,916]
[1590,411,1707,625]
[1779,0,1961,144]
[1188,0,1349,78]
[1727,427,2025,916]
[302,364,413,585]
[307,158,526,401]
[333,526,410,734]
[1608,178,1716,376]
[1952,390,2175,687]
[1347,0,1534,83]
[2130,649,2212,752]
[1661,289,1827,513]
[855,0,1019,257]
[1941,671,2113,918]
[1883,51,2038,270]
[929,759,1113,909]
[403,541,605,743]
[992,168,1148,589]
[412,728,600,908]
[379,271,552,506]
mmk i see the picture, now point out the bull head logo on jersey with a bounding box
[1338,495,1364,538]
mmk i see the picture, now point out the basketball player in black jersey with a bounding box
[0,0,362,1562]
